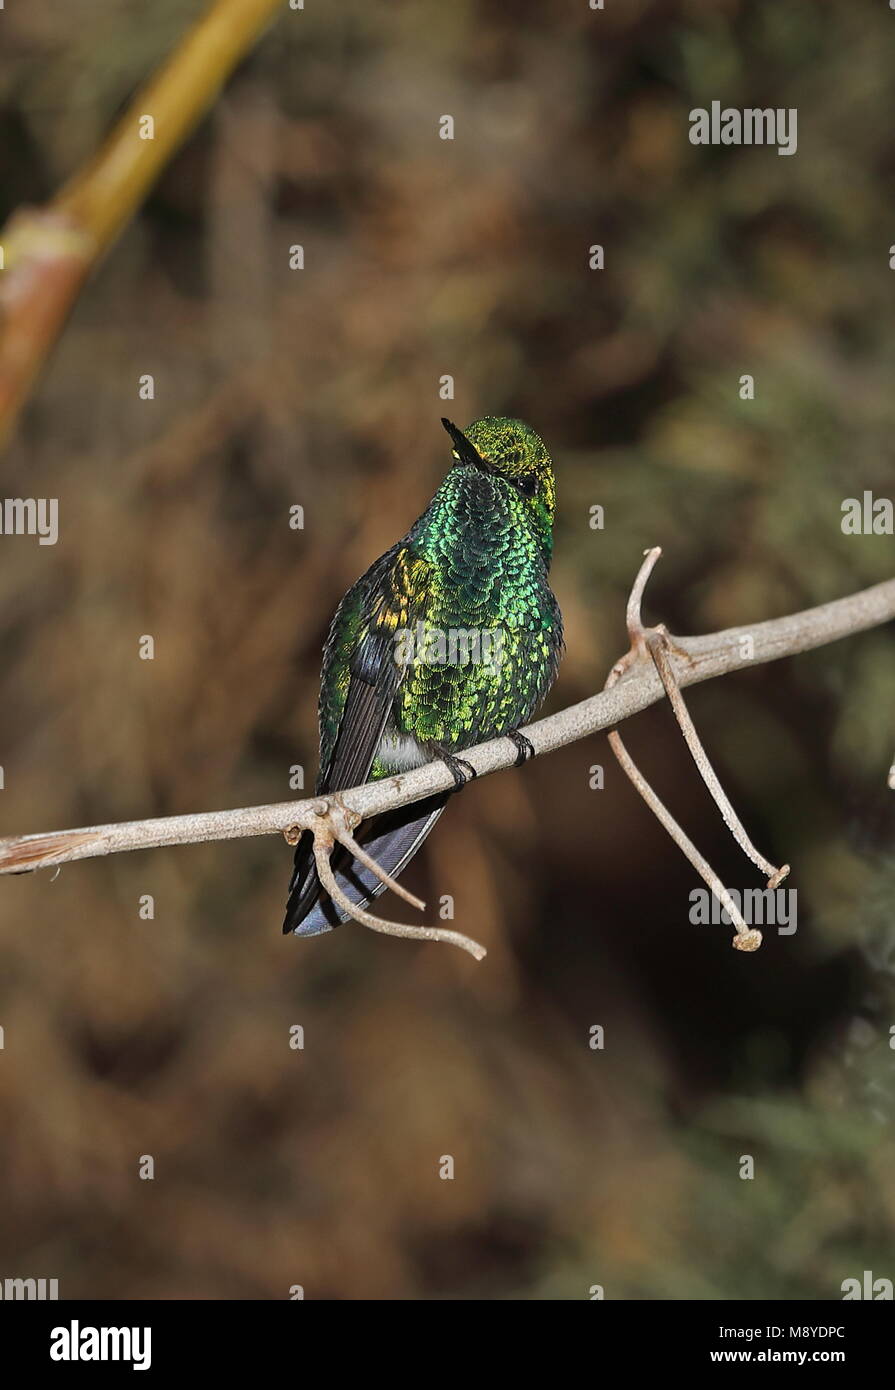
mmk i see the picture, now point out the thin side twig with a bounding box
[313,799,426,913]
[645,631,789,890]
[290,801,462,956]
[312,822,486,961]
[606,730,761,951]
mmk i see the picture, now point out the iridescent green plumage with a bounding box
[284,416,563,936]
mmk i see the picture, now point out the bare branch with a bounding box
[0,571,892,884]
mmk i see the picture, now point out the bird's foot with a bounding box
[438,751,478,789]
[507,729,535,766]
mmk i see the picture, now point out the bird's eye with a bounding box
[514,474,538,498]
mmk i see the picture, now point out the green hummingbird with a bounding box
[284,415,563,937]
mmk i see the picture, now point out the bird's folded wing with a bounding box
[320,629,403,791]
[284,545,435,934]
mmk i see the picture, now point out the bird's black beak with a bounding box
[441,418,491,472]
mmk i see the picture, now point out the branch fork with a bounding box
[284,797,487,961]
[605,548,790,953]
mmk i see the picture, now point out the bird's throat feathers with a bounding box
[413,466,554,569]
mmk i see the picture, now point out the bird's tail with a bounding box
[282,792,449,936]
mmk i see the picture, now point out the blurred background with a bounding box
[0,0,893,1299]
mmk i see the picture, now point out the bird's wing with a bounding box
[318,543,434,791]
[318,628,403,792]
[283,544,434,934]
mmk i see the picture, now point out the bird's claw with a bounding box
[439,753,478,789]
[507,730,535,766]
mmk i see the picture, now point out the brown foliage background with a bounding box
[0,0,893,1299]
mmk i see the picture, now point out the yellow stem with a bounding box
[0,0,284,448]
[56,0,283,254]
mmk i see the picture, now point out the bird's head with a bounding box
[441,415,557,552]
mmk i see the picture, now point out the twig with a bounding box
[313,834,485,962]
[607,730,762,952]
[645,631,788,888]
[294,799,465,954]
[297,796,427,912]
[328,825,426,913]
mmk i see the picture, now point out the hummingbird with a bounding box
[283,415,563,937]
